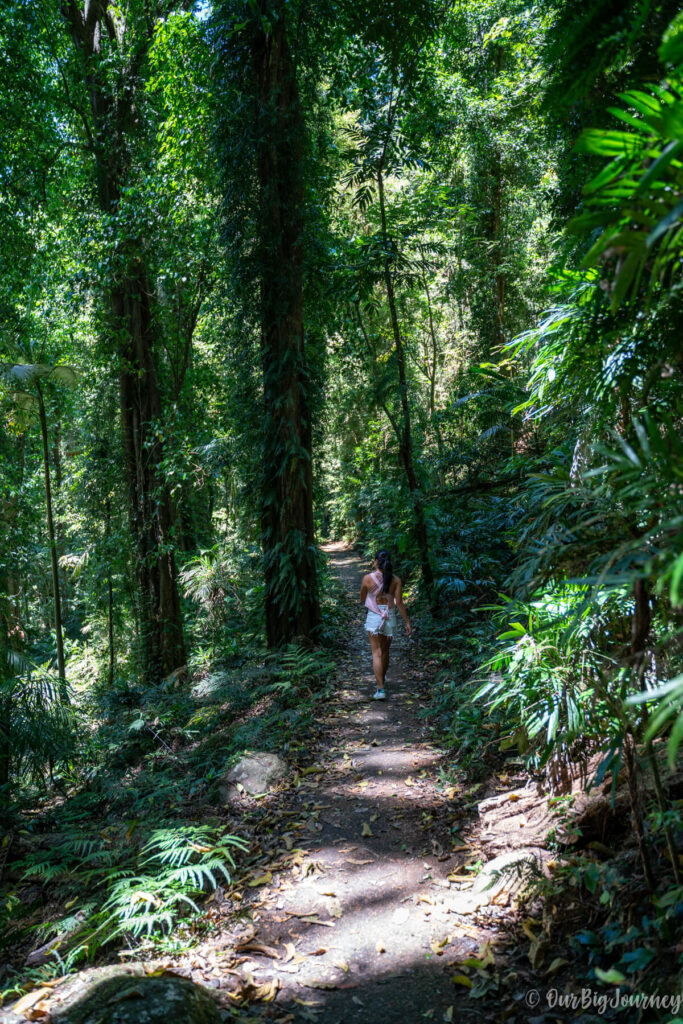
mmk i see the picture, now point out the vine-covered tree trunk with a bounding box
[116,265,186,676]
[252,0,320,646]
[377,169,436,611]
[61,0,185,679]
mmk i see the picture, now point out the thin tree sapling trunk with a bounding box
[35,382,67,702]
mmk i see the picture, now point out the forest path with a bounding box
[229,543,497,1023]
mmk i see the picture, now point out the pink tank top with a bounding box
[365,570,395,620]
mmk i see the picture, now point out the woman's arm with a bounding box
[393,577,412,635]
[360,574,369,603]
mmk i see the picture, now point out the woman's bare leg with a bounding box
[380,635,392,681]
[368,633,384,688]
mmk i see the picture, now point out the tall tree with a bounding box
[59,0,185,680]
[213,0,320,646]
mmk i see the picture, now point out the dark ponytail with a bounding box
[375,549,393,595]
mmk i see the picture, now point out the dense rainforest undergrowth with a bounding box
[1,0,683,1019]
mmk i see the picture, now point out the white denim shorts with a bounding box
[365,608,396,637]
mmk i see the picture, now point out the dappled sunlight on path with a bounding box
[214,544,498,1022]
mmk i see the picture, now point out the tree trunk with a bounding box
[35,383,67,702]
[105,498,115,688]
[377,168,436,610]
[491,148,505,353]
[252,0,320,647]
[52,421,70,625]
[116,265,186,678]
[61,1,185,681]
[421,268,446,486]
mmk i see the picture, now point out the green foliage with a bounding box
[475,588,628,769]
[12,824,247,960]
[0,664,74,788]
[101,826,247,940]
[574,80,683,309]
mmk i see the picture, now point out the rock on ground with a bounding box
[31,967,221,1024]
[218,751,287,802]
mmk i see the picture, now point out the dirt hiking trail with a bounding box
[221,543,504,1023]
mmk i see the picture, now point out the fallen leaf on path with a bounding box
[404,776,415,787]
[345,857,375,865]
[443,1007,454,1022]
[248,871,272,887]
[238,943,281,959]
[282,942,296,962]
[545,956,569,976]
[12,989,53,1015]
[451,974,473,988]
[361,823,373,837]
[529,938,549,969]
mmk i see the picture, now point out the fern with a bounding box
[13,824,248,960]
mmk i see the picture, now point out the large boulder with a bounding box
[218,751,287,803]
[12,966,223,1024]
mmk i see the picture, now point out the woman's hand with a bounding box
[405,622,412,637]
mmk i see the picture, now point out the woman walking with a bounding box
[360,550,412,700]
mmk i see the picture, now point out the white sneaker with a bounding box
[373,689,386,700]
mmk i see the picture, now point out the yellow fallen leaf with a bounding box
[545,956,569,976]
[451,974,473,988]
[443,1007,454,1023]
[131,890,161,906]
[25,1004,50,1022]
[478,940,495,968]
[522,918,539,942]
[370,813,378,822]
[430,937,448,955]
[282,942,296,963]
[509,792,520,802]
[361,823,373,837]
[404,776,415,787]
[333,960,349,973]
[253,978,279,1001]
[248,871,273,887]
